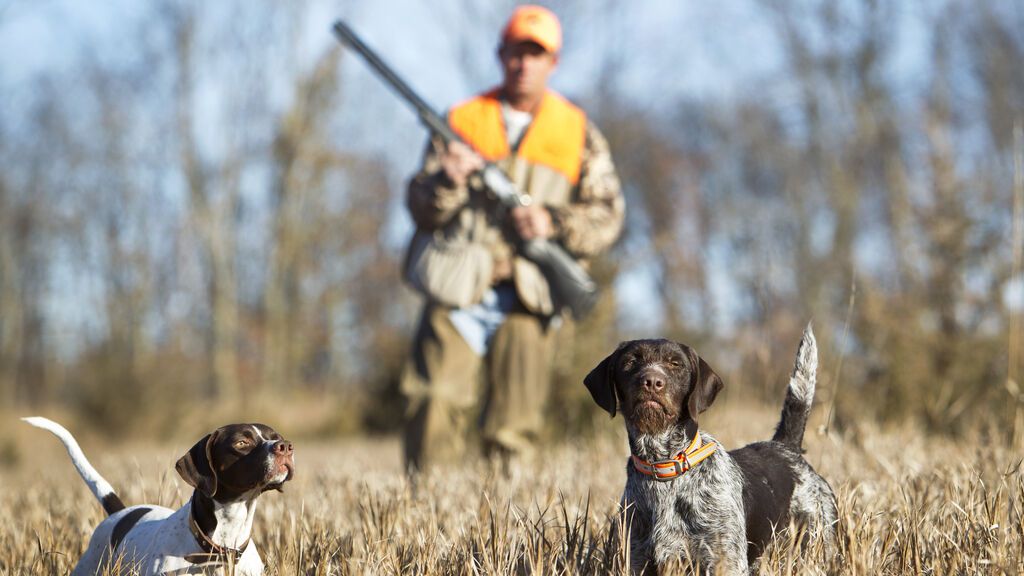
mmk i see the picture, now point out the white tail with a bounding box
[22,416,126,515]
[771,324,818,450]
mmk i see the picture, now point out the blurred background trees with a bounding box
[0,0,1020,439]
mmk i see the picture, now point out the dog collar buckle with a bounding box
[649,458,687,481]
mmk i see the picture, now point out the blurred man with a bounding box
[402,5,624,472]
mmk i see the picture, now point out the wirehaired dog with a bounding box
[23,417,295,575]
[584,326,836,574]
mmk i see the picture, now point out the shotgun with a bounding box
[332,20,597,319]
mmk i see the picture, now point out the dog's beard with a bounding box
[629,398,677,435]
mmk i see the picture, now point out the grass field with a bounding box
[1,400,1022,575]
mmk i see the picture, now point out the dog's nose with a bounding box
[643,376,664,391]
[274,441,293,455]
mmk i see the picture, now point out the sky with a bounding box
[0,0,944,165]
[1,0,993,341]
[1,0,939,193]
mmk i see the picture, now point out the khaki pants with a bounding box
[401,304,555,472]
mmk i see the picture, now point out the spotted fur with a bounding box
[586,325,836,574]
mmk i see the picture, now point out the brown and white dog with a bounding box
[23,417,294,575]
[584,326,836,574]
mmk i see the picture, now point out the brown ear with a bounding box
[175,431,219,498]
[683,346,724,419]
[584,344,625,417]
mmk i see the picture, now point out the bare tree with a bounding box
[263,40,348,393]
[169,5,242,402]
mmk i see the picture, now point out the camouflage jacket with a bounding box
[406,120,625,315]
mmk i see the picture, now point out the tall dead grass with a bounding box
[1,404,1021,575]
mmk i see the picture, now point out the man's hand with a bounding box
[439,141,484,187]
[511,205,554,241]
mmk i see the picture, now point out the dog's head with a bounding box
[584,339,723,435]
[175,423,295,501]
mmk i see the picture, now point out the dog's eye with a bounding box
[668,358,681,368]
[233,439,252,449]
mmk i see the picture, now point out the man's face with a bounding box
[499,41,558,105]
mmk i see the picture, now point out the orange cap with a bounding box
[501,5,562,54]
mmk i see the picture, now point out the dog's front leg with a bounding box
[714,532,750,575]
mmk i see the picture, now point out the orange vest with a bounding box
[447,89,587,185]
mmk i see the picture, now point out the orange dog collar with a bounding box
[631,434,717,482]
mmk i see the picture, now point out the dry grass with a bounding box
[1,401,1022,575]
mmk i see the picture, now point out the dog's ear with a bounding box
[682,346,724,418]
[584,343,626,417]
[175,430,220,498]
